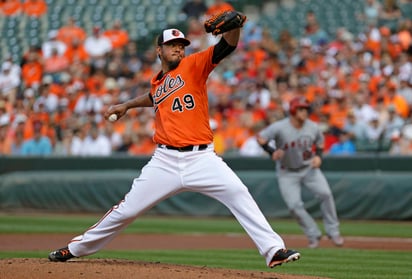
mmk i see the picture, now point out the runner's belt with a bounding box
[281,165,308,172]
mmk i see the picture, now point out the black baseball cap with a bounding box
[157,29,190,46]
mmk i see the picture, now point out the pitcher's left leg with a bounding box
[184,151,288,266]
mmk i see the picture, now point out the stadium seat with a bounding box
[400,2,412,17]
[5,0,410,64]
[355,139,392,153]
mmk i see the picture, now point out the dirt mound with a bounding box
[2,233,411,279]
[0,258,322,279]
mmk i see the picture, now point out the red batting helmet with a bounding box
[289,97,310,115]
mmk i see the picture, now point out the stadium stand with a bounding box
[1,0,412,156]
[1,0,183,62]
[2,0,409,63]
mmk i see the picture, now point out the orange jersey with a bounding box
[150,46,216,147]
[1,0,22,16]
[102,29,129,49]
[21,61,43,88]
[206,2,234,16]
[22,0,47,17]
[57,26,87,46]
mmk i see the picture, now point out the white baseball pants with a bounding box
[68,145,285,266]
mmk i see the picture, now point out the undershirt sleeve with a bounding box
[212,37,236,64]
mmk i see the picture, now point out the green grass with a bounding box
[1,214,411,237]
[1,214,411,279]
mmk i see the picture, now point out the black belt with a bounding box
[281,165,308,172]
[158,144,209,152]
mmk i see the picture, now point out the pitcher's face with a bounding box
[158,42,186,71]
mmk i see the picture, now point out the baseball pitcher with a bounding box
[257,96,344,248]
[48,11,300,268]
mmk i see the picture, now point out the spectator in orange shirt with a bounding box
[43,47,70,78]
[382,82,410,118]
[215,117,238,152]
[205,0,234,17]
[57,17,87,46]
[397,19,412,51]
[85,68,106,96]
[102,20,129,49]
[21,48,43,90]
[127,132,156,156]
[378,26,403,60]
[244,40,267,70]
[22,0,47,17]
[64,84,82,112]
[337,69,361,95]
[292,77,317,103]
[326,96,350,131]
[296,38,323,76]
[1,0,22,16]
[64,37,90,63]
[21,44,43,66]
[46,72,71,97]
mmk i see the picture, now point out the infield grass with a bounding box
[0,214,411,279]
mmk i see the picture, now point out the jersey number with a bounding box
[172,94,195,112]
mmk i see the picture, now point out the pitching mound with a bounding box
[2,233,411,279]
[1,258,322,279]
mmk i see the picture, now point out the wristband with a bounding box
[261,142,276,156]
[315,147,323,159]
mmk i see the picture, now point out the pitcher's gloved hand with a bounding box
[204,10,247,36]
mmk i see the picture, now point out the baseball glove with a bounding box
[204,10,247,36]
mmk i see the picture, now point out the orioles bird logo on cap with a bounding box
[172,29,180,37]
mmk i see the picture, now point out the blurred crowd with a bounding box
[1,0,412,157]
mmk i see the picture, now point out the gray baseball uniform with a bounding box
[259,117,341,244]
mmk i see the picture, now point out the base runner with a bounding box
[257,97,344,248]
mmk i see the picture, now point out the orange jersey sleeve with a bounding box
[151,46,217,147]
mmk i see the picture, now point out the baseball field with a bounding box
[0,214,411,279]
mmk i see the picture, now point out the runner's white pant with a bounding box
[68,146,285,266]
